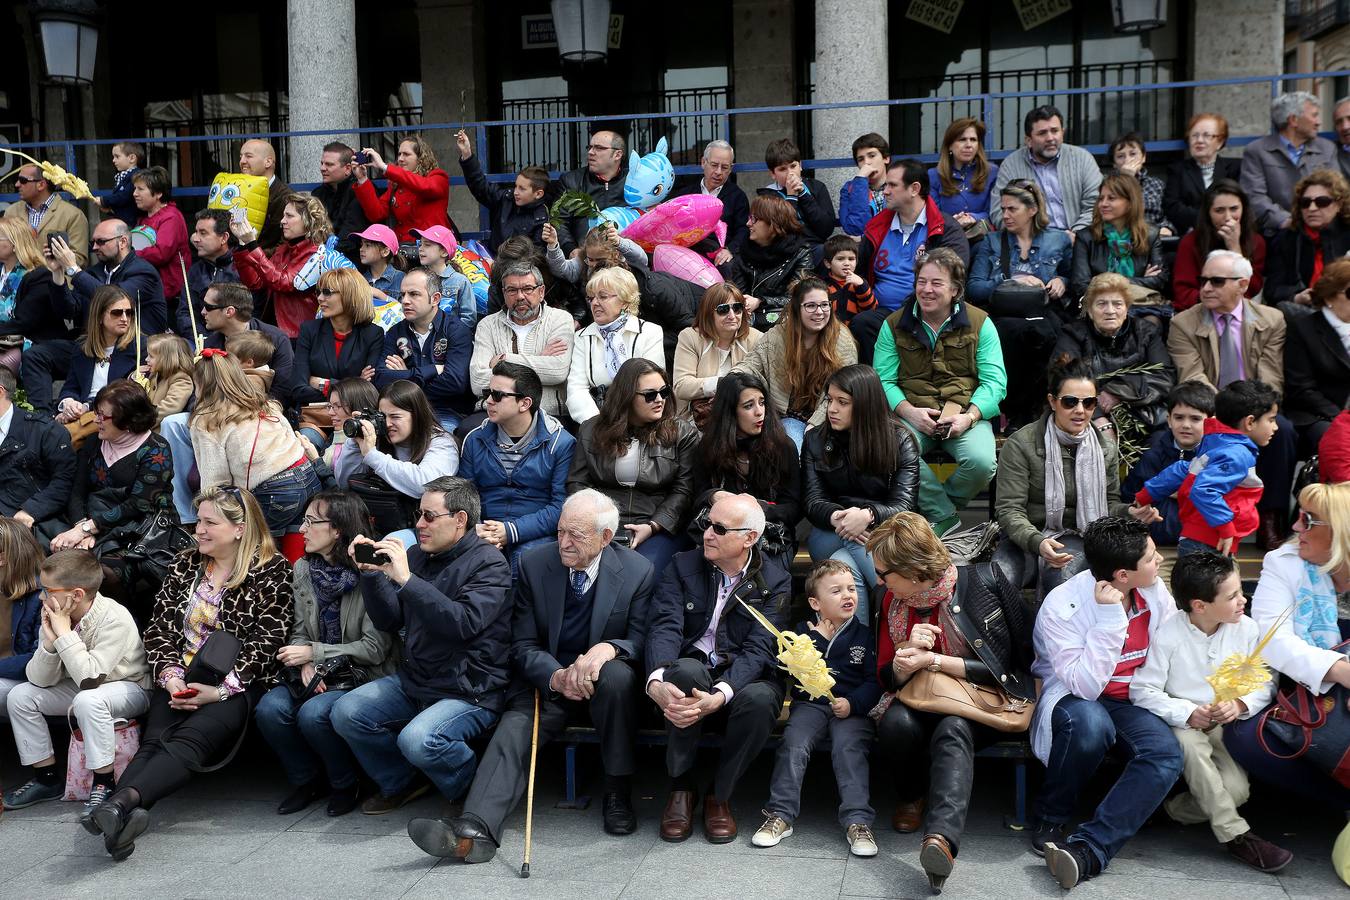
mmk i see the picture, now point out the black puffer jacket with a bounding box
[727,233,814,329]
[1053,314,1175,429]
[632,265,699,371]
[802,423,920,530]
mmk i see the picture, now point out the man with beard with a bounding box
[374,266,474,433]
[992,106,1102,235]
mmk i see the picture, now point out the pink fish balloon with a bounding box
[653,244,724,289]
[621,194,723,253]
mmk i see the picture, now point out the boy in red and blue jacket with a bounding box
[1133,380,1282,558]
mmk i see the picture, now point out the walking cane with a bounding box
[520,688,541,878]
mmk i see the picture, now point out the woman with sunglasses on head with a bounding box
[689,370,800,569]
[673,283,763,427]
[291,268,384,452]
[1171,180,1266,312]
[802,365,920,623]
[254,490,395,818]
[568,357,699,576]
[992,358,1135,598]
[566,266,665,425]
[231,192,333,339]
[727,194,815,329]
[55,286,141,426]
[89,485,292,861]
[1222,482,1350,811]
[1263,169,1350,319]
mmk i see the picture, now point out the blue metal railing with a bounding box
[4,68,1349,239]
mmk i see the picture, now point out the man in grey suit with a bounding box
[1241,91,1339,237]
[407,489,655,862]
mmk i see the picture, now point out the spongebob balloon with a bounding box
[207,173,269,233]
[622,137,673,210]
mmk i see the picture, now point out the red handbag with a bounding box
[1257,640,1350,788]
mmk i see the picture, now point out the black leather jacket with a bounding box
[1069,224,1166,300]
[566,417,701,536]
[1053,314,1175,429]
[802,422,920,530]
[728,234,815,328]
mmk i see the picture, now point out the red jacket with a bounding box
[1321,411,1350,483]
[1171,231,1266,311]
[138,202,190,302]
[857,195,967,286]
[1135,419,1262,546]
[354,166,452,245]
[234,238,318,339]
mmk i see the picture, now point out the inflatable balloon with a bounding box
[206,172,269,233]
[372,296,404,332]
[129,225,157,252]
[297,236,356,295]
[653,244,724,289]
[450,240,494,316]
[588,206,641,233]
[621,194,724,253]
[623,137,674,210]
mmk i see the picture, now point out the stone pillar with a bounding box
[417,0,488,236]
[812,0,888,203]
[1190,0,1284,155]
[286,0,359,184]
[731,0,796,174]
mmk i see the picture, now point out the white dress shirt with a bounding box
[1129,613,1275,728]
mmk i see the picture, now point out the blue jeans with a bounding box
[782,417,808,452]
[299,426,330,454]
[805,527,873,624]
[434,409,461,434]
[1037,696,1182,869]
[633,530,686,580]
[161,412,196,523]
[1177,537,1215,559]
[254,684,360,789]
[254,463,323,536]
[330,674,498,800]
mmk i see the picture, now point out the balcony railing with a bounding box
[1299,0,1350,39]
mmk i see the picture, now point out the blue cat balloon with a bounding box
[622,137,674,209]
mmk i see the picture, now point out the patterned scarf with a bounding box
[308,556,357,644]
[598,313,631,379]
[1104,224,1135,278]
[1043,417,1107,533]
[870,564,961,720]
[1292,558,1343,651]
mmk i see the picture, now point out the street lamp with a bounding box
[1111,0,1166,33]
[29,0,99,84]
[550,0,610,63]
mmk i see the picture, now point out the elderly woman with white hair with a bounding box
[566,266,665,424]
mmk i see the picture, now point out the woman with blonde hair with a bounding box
[930,117,999,238]
[868,511,1034,893]
[292,267,383,450]
[734,277,857,449]
[88,485,292,860]
[353,134,454,247]
[189,352,320,554]
[566,265,665,424]
[672,282,763,424]
[56,286,141,426]
[231,192,334,338]
[0,517,45,708]
[0,217,51,372]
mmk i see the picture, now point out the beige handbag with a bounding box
[897,668,1034,733]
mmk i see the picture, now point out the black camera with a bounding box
[342,410,387,440]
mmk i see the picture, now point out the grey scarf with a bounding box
[1043,417,1107,533]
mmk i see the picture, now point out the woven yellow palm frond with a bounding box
[2,150,94,200]
[737,598,836,701]
[1206,603,1294,703]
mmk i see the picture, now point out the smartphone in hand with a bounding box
[353,151,371,165]
[353,543,387,566]
[172,688,199,699]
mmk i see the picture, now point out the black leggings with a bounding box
[117,687,251,808]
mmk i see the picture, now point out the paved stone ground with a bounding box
[0,738,1344,900]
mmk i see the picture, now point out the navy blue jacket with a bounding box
[1122,427,1192,546]
[292,319,385,407]
[104,167,141,228]
[201,319,296,402]
[757,178,837,246]
[789,614,881,714]
[0,267,66,343]
[645,547,789,693]
[457,413,576,548]
[375,309,474,415]
[359,531,513,709]
[0,409,76,525]
[58,252,167,335]
[177,253,240,340]
[669,176,750,256]
[58,344,141,406]
[460,153,550,252]
[0,590,41,680]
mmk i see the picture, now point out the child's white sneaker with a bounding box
[847,823,879,857]
[752,813,793,847]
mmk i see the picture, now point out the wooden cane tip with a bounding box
[520,863,531,878]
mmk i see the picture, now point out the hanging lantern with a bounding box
[550,0,611,63]
[1111,0,1166,33]
[30,0,99,84]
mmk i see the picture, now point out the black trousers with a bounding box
[1255,413,1297,514]
[662,657,784,802]
[20,339,77,413]
[116,687,251,808]
[877,701,1001,855]
[990,316,1059,427]
[462,660,639,841]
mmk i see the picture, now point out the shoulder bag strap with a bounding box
[1000,229,1012,280]
[243,414,264,487]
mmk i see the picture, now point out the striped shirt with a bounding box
[1103,589,1152,700]
[26,195,55,229]
[493,413,537,478]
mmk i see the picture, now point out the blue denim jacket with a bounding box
[966,228,1073,304]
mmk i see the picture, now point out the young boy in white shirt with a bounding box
[1129,550,1291,873]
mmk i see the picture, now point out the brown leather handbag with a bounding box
[898,668,1034,733]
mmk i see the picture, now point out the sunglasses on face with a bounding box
[1056,394,1097,411]
[417,508,457,523]
[1299,195,1336,209]
[481,388,525,402]
[635,387,671,404]
[1297,509,1327,529]
[201,302,231,312]
[1197,275,1240,288]
[107,308,133,318]
[706,521,752,536]
[715,302,745,316]
[13,177,34,186]
[91,235,122,247]
[316,288,340,297]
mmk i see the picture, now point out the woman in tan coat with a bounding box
[672,282,762,426]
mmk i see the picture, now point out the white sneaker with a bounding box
[847,823,879,857]
[752,813,793,847]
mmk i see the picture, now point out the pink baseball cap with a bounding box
[353,224,398,256]
[412,225,458,257]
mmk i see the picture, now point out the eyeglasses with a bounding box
[13,176,34,186]
[1297,510,1328,530]
[801,302,831,313]
[706,521,752,536]
[1299,195,1336,209]
[875,567,896,580]
[503,284,541,296]
[93,410,112,423]
[39,588,76,602]
[108,308,133,318]
[91,236,122,247]
[482,388,525,402]
[587,143,616,153]
[1197,275,1241,288]
[1056,394,1098,411]
[635,387,671,403]
[417,508,457,523]
[301,516,331,527]
[746,215,758,225]
[317,288,340,297]
[1189,132,1219,141]
[714,302,745,316]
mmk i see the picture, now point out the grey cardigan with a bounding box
[291,557,396,681]
[991,144,1103,232]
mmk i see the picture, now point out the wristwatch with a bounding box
[79,520,93,534]
[64,265,79,278]
[927,655,942,673]
[217,685,229,703]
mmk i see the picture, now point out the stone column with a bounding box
[417,0,488,236]
[731,0,796,176]
[1190,0,1284,155]
[812,0,888,203]
[286,0,359,184]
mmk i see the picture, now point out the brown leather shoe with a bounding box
[703,794,737,843]
[660,790,696,843]
[920,833,955,894]
[892,798,924,833]
[1255,510,1287,552]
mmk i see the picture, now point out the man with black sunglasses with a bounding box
[645,493,790,845]
[2,163,88,265]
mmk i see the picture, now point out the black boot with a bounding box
[923,718,975,854]
[90,790,150,862]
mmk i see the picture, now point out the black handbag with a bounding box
[121,508,195,577]
[347,471,419,536]
[988,230,1051,319]
[184,629,243,687]
[282,654,362,705]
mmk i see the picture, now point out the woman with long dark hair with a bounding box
[567,357,699,575]
[672,283,763,427]
[1070,172,1167,304]
[929,117,999,238]
[802,364,920,622]
[1171,179,1266,311]
[690,370,801,566]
